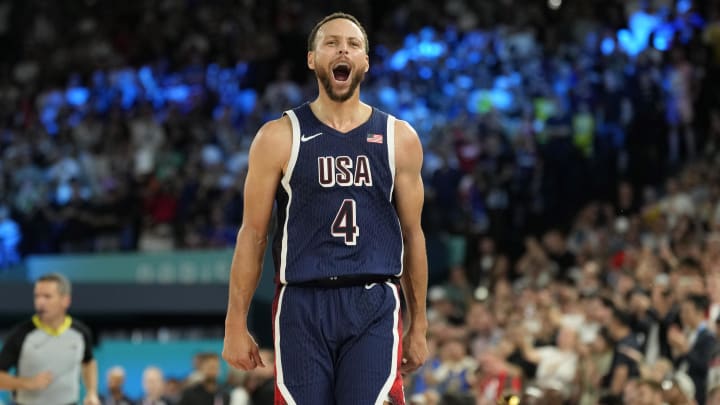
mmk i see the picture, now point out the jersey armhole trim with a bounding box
[282,110,301,183]
[386,114,403,277]
[386,114,397,201]
[279,109,302,284]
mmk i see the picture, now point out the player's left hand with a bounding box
[83,392,100,405]
[401,329,428,375]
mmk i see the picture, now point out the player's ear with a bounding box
[364,54,369,73]
[308,51,315,71]
[62,294,71,310]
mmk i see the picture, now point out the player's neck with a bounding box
[310,95,371,133]
[45,316,66,329]
[202,380,218,393]
[34,313,70,332]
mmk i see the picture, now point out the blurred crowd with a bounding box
[0,0,718,264]
[78,351,275,405]
[2,0,720,404]
[410,157,720,404]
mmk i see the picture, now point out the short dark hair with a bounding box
[598,326,616,346]
[683,293,708,312]
[37,272,72,296]
[625,287,649,302]
[611,307,632,328]
[600,296,616,311]
[307,12,369,54]
[678,256,702,274]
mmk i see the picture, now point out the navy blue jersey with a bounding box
[272,102,403,284]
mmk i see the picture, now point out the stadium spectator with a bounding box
[670,294,716,405]
[101,366,133,405]
[138,366,172,405]
[604,307,643,396]
[177,353,229,405]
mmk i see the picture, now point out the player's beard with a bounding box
[316,64,365,102]
[203,375,217,385]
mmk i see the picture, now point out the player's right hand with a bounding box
[222,327,266,371]
[23,371,53,390]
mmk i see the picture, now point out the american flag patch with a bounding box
[366,133,383,144]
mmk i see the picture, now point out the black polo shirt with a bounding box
[178,383,229,405]
[603,332,642,388]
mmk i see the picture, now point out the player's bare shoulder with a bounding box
[393,119,423,171]
[249,115,293,172]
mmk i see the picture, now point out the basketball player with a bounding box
[222,11,428,405]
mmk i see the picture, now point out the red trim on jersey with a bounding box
[388,305,405,405]
[271,285,288,405]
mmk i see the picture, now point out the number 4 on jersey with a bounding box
[332,199,359,245]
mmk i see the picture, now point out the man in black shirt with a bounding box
[178,353,229,405]
[244,349,274,405]
[604,307,643,396]
[669,294,716,405]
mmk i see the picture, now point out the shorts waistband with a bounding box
[290,274,400,288]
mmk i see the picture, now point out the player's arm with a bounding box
[0,327,52,391]
[78,324,99,405]
[393,119,429,374]
[0,371,53,391]
[609,364,629,395]
[223,116,291,370]
[81,359,99,405]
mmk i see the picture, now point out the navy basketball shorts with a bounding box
[272,281,405,405]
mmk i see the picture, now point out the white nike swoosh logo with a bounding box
[301,132,323,142]
[365,283,377,289]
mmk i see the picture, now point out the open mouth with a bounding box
[332,63,351,82]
